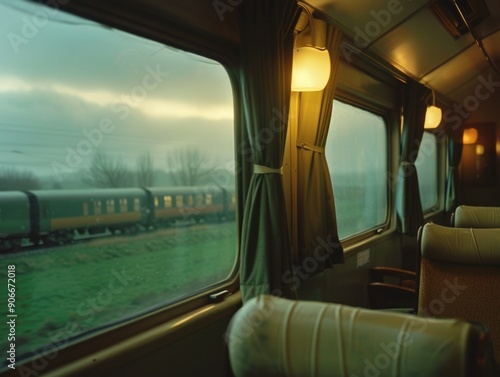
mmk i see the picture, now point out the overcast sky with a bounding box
[0,0,234,181]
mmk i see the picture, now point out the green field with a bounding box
[0,222,237,360]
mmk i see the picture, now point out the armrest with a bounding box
[369,266,416,282]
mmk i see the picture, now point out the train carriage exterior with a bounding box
[1,0,500,376]
[27,188,148,236]
[222,186,237,220]
[145,186,226,224]
[0,192,31,250]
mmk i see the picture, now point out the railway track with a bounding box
[0,219,232,257]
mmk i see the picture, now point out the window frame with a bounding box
[328,93,398,249]
[1,2,242,372]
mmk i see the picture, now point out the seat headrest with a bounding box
[420,223,500,266]
[227,295,479,377]
[454,205,500,228]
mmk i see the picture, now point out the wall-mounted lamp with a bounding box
[476,144,485,155]
[424,90,442,129]
[291,3,330,92]
[463,127,478,144]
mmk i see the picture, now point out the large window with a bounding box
[416,132,439,212]
[0,0,236,367]
[326,100,388,239]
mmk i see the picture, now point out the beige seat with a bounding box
[418,222,500,362]
[453,205,500,228]
[227,295,496,377]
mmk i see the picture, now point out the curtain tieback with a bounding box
[297,142,325,154]
[401,161,414,166]
[253,164,282,175]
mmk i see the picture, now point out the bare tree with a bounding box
[166,147,216,186]
[84,152,133,188]
[0,168,41,191]
[136,152,154,187]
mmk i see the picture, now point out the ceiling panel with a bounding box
[308,0,431,39]
[369,8,475,79]
[476,0,500,38]
[482,30,500,64]
[309,0,500,108]
[446,64,499,104]
[421,45,488,100]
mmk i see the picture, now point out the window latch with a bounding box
[209,290,231,302]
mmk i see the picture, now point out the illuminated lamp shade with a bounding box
[292,46,330,91]
[424,105,442,129]
[463,128,478,144]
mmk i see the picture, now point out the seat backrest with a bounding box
[418,222,500,362]
[454,205,500,228]
[227,295,496,377]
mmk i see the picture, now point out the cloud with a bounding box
[0,1,233,105]
[0,87,234,178]
[0,0,235,180]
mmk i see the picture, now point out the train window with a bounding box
[326,100,388,239]
[196,194,203,206]
[176,195,184,208]
[120,198,128,212]
[164,195,172,208]
[83,202,89,216]
[206,194,213,206]
[187,195,194,206]
[107,199,115,213]
[0,0,236,366]
[93,200,102,215]
[416,132,438,212]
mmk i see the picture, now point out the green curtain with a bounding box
[295,23,344,273]
[396,80,430,236]
[445,131,463,212]
[238,0,300,302]
[396,81,429,271]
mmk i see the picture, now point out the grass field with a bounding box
[0,222,237,361]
